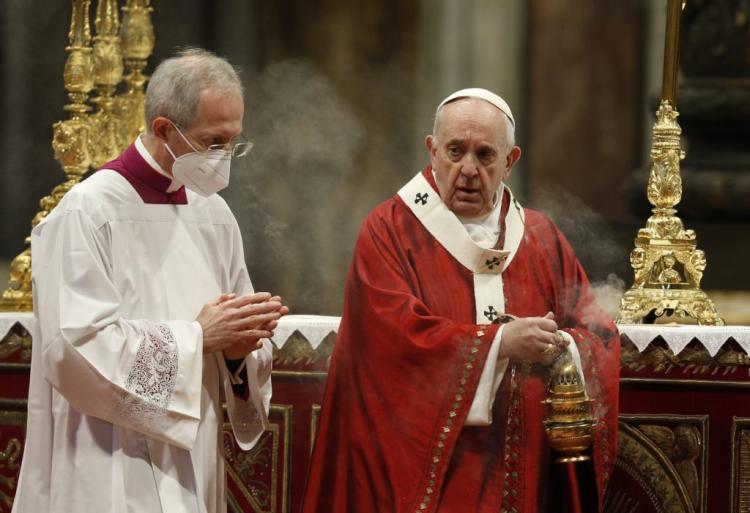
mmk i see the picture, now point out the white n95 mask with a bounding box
[166,145,232,197]
[164,121,234,197]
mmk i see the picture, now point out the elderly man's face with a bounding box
[166,87,244,162]
[426,99,520,218]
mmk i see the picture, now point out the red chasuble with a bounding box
[302,167,619,513]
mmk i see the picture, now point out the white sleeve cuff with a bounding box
[220,342,272,451]
[465,325,509,426]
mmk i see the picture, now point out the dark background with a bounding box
[1,0,748,317]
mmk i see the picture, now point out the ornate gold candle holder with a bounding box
[616,101,723,325]
[616,0,722,325]
[0,0,154,312]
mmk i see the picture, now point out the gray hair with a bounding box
[432,99,516,148]
[145,48,243,130]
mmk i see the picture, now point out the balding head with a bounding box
[433,88,516,147]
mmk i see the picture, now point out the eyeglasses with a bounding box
[171,122,253,158]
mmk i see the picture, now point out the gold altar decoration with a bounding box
[542,350,595,463]
[0,0,154,312]
[616,0,723,325]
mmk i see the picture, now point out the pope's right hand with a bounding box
[498,312,566,365]
[197,292,284,354]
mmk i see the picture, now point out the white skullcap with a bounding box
[437,88,515,127]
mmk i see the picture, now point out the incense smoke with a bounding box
[530,184,627,320]
[222,60,365,314]
[589,273,626,321]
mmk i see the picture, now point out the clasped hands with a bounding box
[497,312,568,366]
[196,292,290,360]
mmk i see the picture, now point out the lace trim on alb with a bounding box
[125,323,179,409]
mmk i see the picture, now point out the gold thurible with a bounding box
[542,350,595,463]
[615,0,722,325]
[1,0,155,312]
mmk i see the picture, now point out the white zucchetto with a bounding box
[437,88,515,127]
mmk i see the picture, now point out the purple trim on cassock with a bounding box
[98,143,187,204]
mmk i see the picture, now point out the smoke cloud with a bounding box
[530,183,627,320]
[589,273,626,321]
[222,59,365,314]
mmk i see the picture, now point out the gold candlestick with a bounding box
[1,0,156,312]
[616,0,722,325]
[0,0,94,311]
[90,0,125,168]
[117,0,155,142]
[661,0,683,104]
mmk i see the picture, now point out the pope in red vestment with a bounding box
[302,89,619,513]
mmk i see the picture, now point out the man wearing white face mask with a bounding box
[12,48,288,513]
[163,121,241,196]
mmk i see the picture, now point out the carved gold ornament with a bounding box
[1,0,154,311]
[616,0,722,325]
[0,324,32,363]
[614,416,706,513]
[0,436,22,511]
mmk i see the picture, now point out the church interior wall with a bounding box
[1,0,748,321]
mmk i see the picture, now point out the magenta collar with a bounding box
[98,143,187,204]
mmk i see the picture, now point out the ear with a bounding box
[425,134,435,153]
[151,117,172,142]
[425,135,437,165]
[502,145,522,181]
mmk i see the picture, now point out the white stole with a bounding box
[397,172,525,324]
